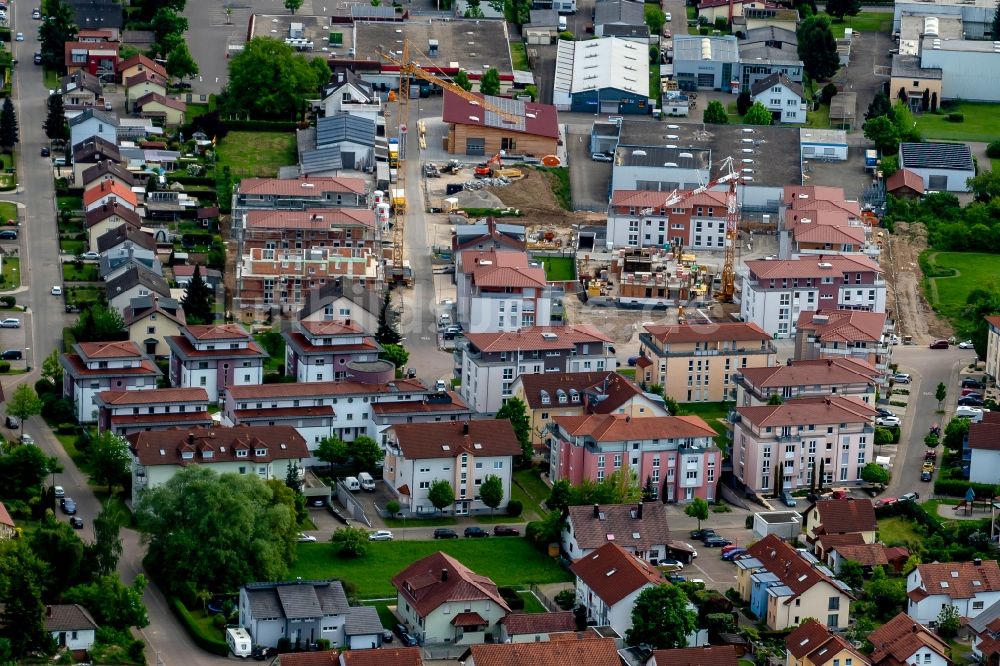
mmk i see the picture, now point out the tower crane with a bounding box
[375,41,522,282]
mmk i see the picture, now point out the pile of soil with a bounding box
[488,169,604,229]
[885,221,952,342]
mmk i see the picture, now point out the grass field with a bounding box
[0,256,17,288]
[216,131,298,179]
[510,42,530,72]
[821,11,892,37]
[677,401,733,449]
[62,262,99,282]
[921,251,1000,328]
[519,590,546,613]
[0,202,16,224]
[513,468,551,520]
[915,103,1000,142]
[534,255,576,282]
[803,103,832,129]
[290,539,571,598]
[59,239,85,256]
[877,516,922,548]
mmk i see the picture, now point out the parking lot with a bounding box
[0,313,27,368]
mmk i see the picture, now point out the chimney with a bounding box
[975,558,983,566]
[463,422,469,435]
[912,624,919,633]
[441,569,448,582]
[593,503,600,519]
[827,359,833,366]
[636,502,643,519]
[188,432,194,445]
[625,415,631,423]
[46,606,52,618]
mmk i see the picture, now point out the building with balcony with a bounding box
[60,341,161,423]
[739,255,886,338]
[637,322,776,402]
[605,189,730,251]
[732,396,877,494]
[794,311,893,377]
[735,358,879,407]
[233,177,368,212]
[907,560,1000,625]
[95,387,212,435]
[563,502,670,563]
[550,413,721,503]
[239,208,377,259]
[282,319,382,382]
[321,71,384,123]
[296,278,385,335]
[456,250,553,333]
[166,324,268,403]
[782,207,880,260]
[460,325,615,414]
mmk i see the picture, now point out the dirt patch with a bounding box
[884,221,952,343]
[487,169,604,232]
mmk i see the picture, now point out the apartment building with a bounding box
[795,310,893,376]
[637,322,776,402]
[739,255,887,338]
[60,341,161,423]
[282,319,382,382]
[549,413,721,503]
[986,315,1000,382]
[460,325,614,414]
[240,208,377,257]
[297,278,385,334]
[563,502,670,563]
[165,324,268,403]
[233,176,368,212]
[735,358,879,407]
[784,209,878,260]
[605,189,730,251]
[456,250,552,333]
[95,387,212,435]
[907,560,1000,625]
[732,396,877,494]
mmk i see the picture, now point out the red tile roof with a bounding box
[499,611,577,635]
[738,358,878,390]
[125,70,167,89]
[784,186,850,206]
[785,620,868,666]
[339,648,422,666]
[968,418,1000,451]
[812,498,878,535]
[85,200,142,229]
[128,425,310,467]
[450,611,487,626]
[567,502,669,554]
[76,340,145,360]
[987,315,1000,330]
[886,168,925,195]
[300,320,366,336]
[391,551,509,618]
[233,406,335,421]
[228,378,427,401]
[745,534,852,602]
[245,208,376,230]
[466,638,620,666]
[108,411,214,428]
[570,542,665,606]
[648,645,739,666]
[643,321,771,344]
[735,396,876,428]
[238,176,367,196]
[517,370,646,412]
[116,54,167,78]
[814,532,866,552]
[390,420,521,460]
[832,543,890,567]
[611,188,728,210]
[61,355,160,379]
[441,90,559,139]
[797,310,888,344]
[554,413,716,442]
[0,501,13,528]
[369,393,470,415]
[869,613,949,665]
[465,325,610,353]
[284,331,380,356]
[185,324,253,341]
[745,255,881,280]
[914,560,1000,599]
[134,92,187,112]
[471,256,547,289]
[794,223,866,246]
[83,180,138,208]
[97,388,208,405]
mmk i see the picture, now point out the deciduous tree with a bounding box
[284,0,304,13]
[496,397,532,461]
[838,560,864,589]
[453,70,473,92]
[165,40,199,81]
[316,436,349,467]
[938,603,961,637]
[0,546,54,657]
[825,0,861,20]
[546,479,572,512]
[331,526,369,558]
[684,497,709,529]
[64,575,149,631]
[480,474,503,516]
[703,100,728,124]
[936,382,947,410]
[71,303,127,342]
[626,584,697,649]
[41,349,63,387]
[7,383,42,423]
[28,518,85,598]
[151,8,188,46]
[181,264,214,325]
[944,417,970,450]
[88,431,132,495]
[863,115,901,154]
[743,101,774,125]
[86,504,125,577]
[480,68,501,96]
[223,37,331,120]
[428,479,455,513]
[379,343,409,372]
[349,435,383,473]
[39,0,78,72]
[644,5,666,34]
[860,462,890,487]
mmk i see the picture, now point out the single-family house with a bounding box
[63,40,118,76]
[122,294,186,358]
[85,202,142,248]
[95,387,211,435]
[239,580,350,649]
[60,340,161,423]
[45,604,98,656]
[967,597,1000,664]
[95,223,155,256]
[172,265,223,291]
[60,71,103,109]
[965,416,1000,485]
[116,54,167,84]
[82,160,137,192]
[784,619,870,666]
[750,72,806,123]
[464,638,621,665]
[69,109,118,151]
[647,646,739,666]
[803,498,878,549]
[563,502,670,563]
[497,612,577,643]
[869,613,949,666]
[99,244,159,282]
[321,70,383,123]
[125,70,168,109]
[906,560,1000,624]
[282,319,382,382]
[826,543,909,576]
[392,551,511,645]
[84,179,138,213]
[72,137,121,182]
[66,0,123,37]
[132,92,187,126]
[281,648,423,666]
[0,502,15,540]
[165,324,268,403]
[106,265,171,314]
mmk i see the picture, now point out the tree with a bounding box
[944,417,970,450]
[285,461,302,493]
[684,497,709,530]
[767,394,783,405]
[135,466,299,595]
[28,518,86,598]
[39,0,78,71]
[967,169,1000,203]
[797,16,839,81]
[7,383,42,423]
[736,91,752,115]
[41,349,63,387]
[0,444,60,502]
[86,504,124,577]
[644,4,666,35]
[863,115,901,154]
[0,98,18,151]
[625,584,697,649]
[151,8,188,46]
[44,92,68,143]
[875,427,895,448]
[453,70,473,92]
[427,479,455,514]
[376,290,401,345]
[385,499,401,516]
[480,68,501,96]
[703,100,729,124]
[642,476,656,502]
[820,82,838,104]
[0,547,54,658]
[71,303,126,342]
[480,474,503,516]
[846,615,875,653]
[63,575,148,631]
[284,0,304,12]
[825,0,860,19]
[316,436,349,467]
[866,91,895,121]
[464,0,485,17]
[936,382,947,410]
[937,603,961,638]
[866,566,906,620]
[330,526,369,558]
[860,462,890,487]
[165,40,199,81]
[88,431,132,495]
[349,435,383,473]
[181,265,214,325]
[838,560,864,590]
[496,397,532,461]
[223,37,331,120]
[743,102,773,125]
[379,343,409,372]
[547,479,572,512]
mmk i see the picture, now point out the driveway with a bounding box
[566,128,611,211]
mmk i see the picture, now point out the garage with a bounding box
[465,137,485,155]
[600,100,619,114]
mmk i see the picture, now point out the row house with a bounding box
[124,70,168,108]
[83,179,137,213]
[907,559,1000,625]
[732,396,877,494]
[735,358,879,407]
[239,208,377,257]
[282,319,382,382]
[637,321,776,402]
[549,413,721,503]
[369,391,473,436]
[166,324,268,403]
[803,498,878,550]
[86,201,142,248]
[106,265,171,315]
[95,387,212,435]
[384,420,522,516]
[606,189,731,251]
[60,341,161,423]
[460,325,615,414]
[869,613,949,666]
[795,310,893,377]
[96,223,154,257]
[739,255,886,338]
[82,160,136,192]
[736,534,854,630]
[233,177,368,214]
[72,137,120,182]
[456,250,553,333]
[236,246,380,314]
[512,370,669,449]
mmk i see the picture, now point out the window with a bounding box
[828,597,840,611]
[613,454,622,467]
[419,481,430,489]
[598,455,605,469]
[686,470,697,479]
[827,614,839,627]
[974,600,985,610]
[493,461,503,469]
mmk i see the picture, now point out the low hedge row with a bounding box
[168,596,229,657]
[933,477,1000,498]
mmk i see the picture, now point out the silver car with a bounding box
[0,318,19,328]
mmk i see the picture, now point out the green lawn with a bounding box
[877,516,922,548]
[804,103,831,129]
[0,256,18,288]
[513,468,551,519]
[62,262,99,282]
[510,42,530,72]
[821,11,892,38]
[921,251,1000,329]
[43,68,60,90]
[363,600,397,628]
[65,286,102,308]
[617,368,636,379]
[290,539,571,598]
[0,201,16,225]
[650,62,661,107]
[992,158,1000,172]
[534,255,576,282]
[518,590,547,613]
[57,196,83,213]
[677,401,732,449]
[383,515,457,528]
[60,239,85,256]
[216,131,298,179]
[915,103,1000,142]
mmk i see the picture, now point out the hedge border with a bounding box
[168,596,229,657]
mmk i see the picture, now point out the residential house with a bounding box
[869,613,949,666]
[133,92,187,126]
[239,579,350,648]
[647,647,739,666]
[384,420,521,516]
[166,324,268,403]
[795,310,892,377]
[0,502,14,540]
[82,160,137,192]
[512,370,668,449]
[732,397,877,494]
[392,551,510,644]
[735,534,853,630]
[233,177,368,213]
[321,70,383,123]
[606,189,733,251]
[735,358,879,407]
[885,168,925,200]
[967,597,1000,664]
[121,292,185,358]
[63,40,118,76]
[442,90,560,157]
[172,265,223,291]
[369,390,473,438]
[637,322,776,402]
[129,426,310,504]
[697,0,778,23]
[99,243,160,282]
[826,543,909,576]
[95,387,212,435]
[550,413,721,503]
[739,255,887,338]
[106,265,171,314]
[783,210,874,259]
[906,560,1000,624]
[72,137,121,181]
[281,648,423,666]
[76,28,116,43]
[464,638,621,665]
[85,201,142,248]
[125,70,168,110]
[283,319,382,382]
[453,219,526,256]
[66,0,124,37]
[987,315,1000,384]
[497,612,577,643]
[68,108,118,149]
[294,278,385,335]
[564,502,670,563]
[95,223,155,256]
[300,113,377,173]
[750,72,806,123]
[60,340,160,423]
[116,54,168,84]
[45,604,98,656]
[460,325,615,414]
[803,498,878,549]
[84,180,138,213]
[60,71,103,109]
[784,619,870,666]
[968,415,1000,484]
[457,250,553,333]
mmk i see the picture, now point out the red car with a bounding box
[929,339,949,349]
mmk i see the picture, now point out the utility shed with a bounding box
[753,510,802,540]
[898,141,974,192]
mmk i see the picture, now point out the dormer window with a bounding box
[206,345,215,350]
[181,450,194,460]
[236,449,248,458]
[255,448,267,457]
[202,450,214,459]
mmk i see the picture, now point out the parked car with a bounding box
[464,526,489,538]
[33,52,41,64]
[79,251,99,261]
[876,415,901,427]
[381,630,393,644]
[658,557,684,570]
[0,318,19,328]
[0,229,17,240]
[929,339,950,349]
[51,285,62,296]
[690,528,716,540]
[959,340,975,349]
[667,574,686,583]
[722,547,748,561]
[53,485,64,498]
[962,377,986,390]
[39,146,49,157]
[296,533,317,543]
[921,470,932,481]
[433,528,459,539]
[703,536,732,548]
[958,396,985,407]
[394,624,418,647]
[307,497,326,507]
[61,498,77,515]
[780,491,797,508]
[900,492,920,502]
[493,525,520,537]
[925,450,937,460]
[875,407,894,418]
[1,349,22,360]
[922,461,935,473]
[252,646,277,661]
[368,530,394,541]
[4,415,17,429]
[664,11,672,20]
[20,434,33,444]
[591,152,613,163]
[69,516,84,529]
[893,373,911,384]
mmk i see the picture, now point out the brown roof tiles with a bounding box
[128,425,310,467]
[465,325,610,353]
[813,498,878,535]
[499,611,577,635]
[797,310,888,344]
[391,551,509,618]
[97,388,208,405]
[738,358,878,389]
[390,421,521,460]
[554,413,717,442]
[466,637,620,666]
[566,502,669,553]
[238,177,366,196]
[517,371,645,411]
[869,613,949,665]
[570,542,665,606]
[643,321,771,344]
[736,396,876,428]
[648,645,739,666]
[745,534,852,602]
[914,560,1000,599]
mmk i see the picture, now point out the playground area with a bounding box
[937,497,998,520]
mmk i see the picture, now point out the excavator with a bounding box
[474,151,505,178]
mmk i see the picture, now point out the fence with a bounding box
[334,481,372,527]
[529,584,566,613]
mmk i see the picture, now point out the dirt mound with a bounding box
[885,221,952,342]
[487,168,604,230]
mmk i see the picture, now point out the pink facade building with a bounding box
[732,396,877,495]
[549,413,720,503]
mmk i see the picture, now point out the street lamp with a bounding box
[24,346,30,372]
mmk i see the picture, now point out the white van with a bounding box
[226,627,252,658]
[344,476,361,492]
[358,472,376,492]
[558,15,567,31]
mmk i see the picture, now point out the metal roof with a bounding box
[300,147,345,174]
[900,142,974,171]
[316,113,375,148]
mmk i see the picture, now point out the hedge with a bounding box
[167,175,216,187]
[168,596,229,657]
[875,495,941,533]
[933,477,1000,498]
[62,326,77,352]
[0,29,10,43]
